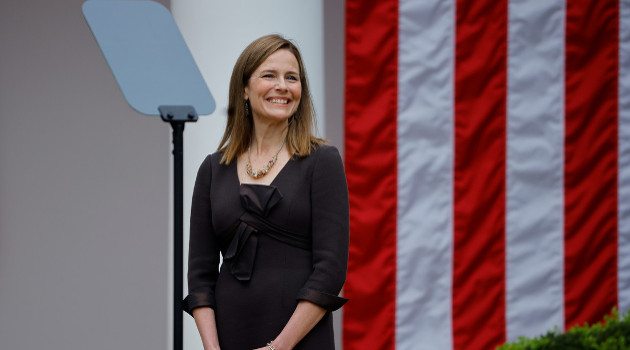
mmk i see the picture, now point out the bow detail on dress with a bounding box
[223,220,258,281]
[239,184,283,217]
[220,184,284,281]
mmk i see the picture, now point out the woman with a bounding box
[183,34,349,350]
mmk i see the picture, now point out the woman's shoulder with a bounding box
[297,143,344,173]
[209,151,225,163]
[197,151,230,172]
[309,143,342,162]
[307,143,347,186]
[198,152,217,166]
[304,142,336,156]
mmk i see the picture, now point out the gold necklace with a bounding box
[246,138,286,179]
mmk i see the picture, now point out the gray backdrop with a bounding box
[0,0,171,349]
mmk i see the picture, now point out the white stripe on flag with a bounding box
[619,0,630,315]
[505,0,565,340]
[397,0,455,348]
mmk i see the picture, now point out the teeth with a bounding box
[269,98,288,104]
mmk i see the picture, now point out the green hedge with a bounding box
[496,308,630,350]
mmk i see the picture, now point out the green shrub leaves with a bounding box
[497,308,630,350]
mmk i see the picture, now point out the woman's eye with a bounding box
[262,74,274,79]
[287,75,298,81]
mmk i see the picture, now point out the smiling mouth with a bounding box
[268,98,289,104]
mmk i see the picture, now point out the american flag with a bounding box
[342,0,630,349]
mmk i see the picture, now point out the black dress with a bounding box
[183,144,349,350]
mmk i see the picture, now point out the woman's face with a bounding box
[244,49,302,125]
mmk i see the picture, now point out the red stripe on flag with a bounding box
[343,0,398,349]
[453,0,507,348]
[564,0,619,329]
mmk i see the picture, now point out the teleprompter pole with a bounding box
[172,121,184,350]
[160,106,199,350]
[81,4,214,348]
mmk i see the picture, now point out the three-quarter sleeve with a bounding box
[182,154,220,315]
[297,145,350,311]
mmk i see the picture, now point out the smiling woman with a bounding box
[240,48,302,180]
[183,34,350,350]
[218,35,323,166]
[245,49,302,125]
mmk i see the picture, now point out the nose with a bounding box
[275,77,287,90]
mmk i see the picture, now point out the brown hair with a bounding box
[218,34,325,164]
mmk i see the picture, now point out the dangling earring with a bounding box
[244,100,250,116]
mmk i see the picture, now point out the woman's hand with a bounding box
[252,341,282,350]
[252,301,326,350]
